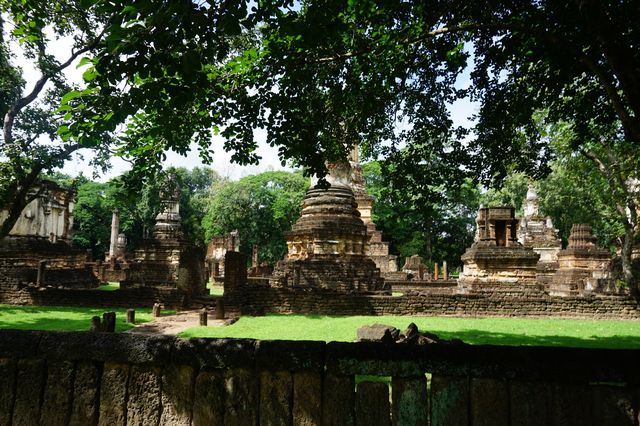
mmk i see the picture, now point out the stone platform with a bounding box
[0,238,97,290]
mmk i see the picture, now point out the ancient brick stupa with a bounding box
[549,224,614,296]
[518,183,562,286]
[458,207,540,292]
[270,161,385,293]
[124,177,206,296]
[348,146,399,275]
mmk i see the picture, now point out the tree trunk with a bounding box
[620,225,637,298]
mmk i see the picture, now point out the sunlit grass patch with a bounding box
[96,282,120,291]
[178,314,640,349]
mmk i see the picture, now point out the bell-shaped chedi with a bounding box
[549,224,615,296]
[271,161,385,293]
[458,207,541,292]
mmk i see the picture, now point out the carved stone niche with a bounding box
[474,207,520,248]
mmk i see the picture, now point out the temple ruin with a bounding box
[0,181,98,292]
[205,230,240,279]
[517,183,562,286]
[549,224,616,296]
[124,179,206,296]
[270,161,386,292]
[348,146,399,276]
[93,208,131,283]
[458,207,541,292]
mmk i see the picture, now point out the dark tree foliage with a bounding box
[4,1,639,287]
[363,161,479,269]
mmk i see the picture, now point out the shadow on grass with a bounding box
[433,329,640,349]
[0,316,136,332]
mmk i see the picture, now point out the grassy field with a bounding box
[96,282,120,291]
[208,281,224,296]
[178,314,640,349]
[0,304,158,332]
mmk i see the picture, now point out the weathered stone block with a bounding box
[69,361,100,426]
[40,361,75,426]
[391,375,428,426]
[470,377,509,426]
[509,380,550,426]
[591,385,635,425]
[160,364,195,425]
[260,370,293,425]
[193,369,225,426]
[356,324,398,343]
[0,358,16,425]
[430,375,469,426]
[322,373,354,426]
[225,368,258,426]
[548,383,594,425]
[126,365,161,425]
[12,359,45,426]
[256,340,325,371]
[98,362,129,426]
[293,370,322,426]
[355,381,391,426]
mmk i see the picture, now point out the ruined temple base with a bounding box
[270,255,387,293]
[224,284,640,319]
[124,240,207,296]
[549,247,615,297]
[0,237,98,290]
[458,246,542,294]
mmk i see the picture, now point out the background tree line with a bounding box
[48,132,629,273]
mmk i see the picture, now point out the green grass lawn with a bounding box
[0,304,158,332]
[96,282,120,291]
[207,280,224,296]
[178,314,640,349]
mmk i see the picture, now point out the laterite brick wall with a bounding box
[0,330,638,425]
[225,285,640,319]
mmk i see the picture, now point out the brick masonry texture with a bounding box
[224,285,640,319]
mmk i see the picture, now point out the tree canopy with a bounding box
[0,0,113,238]
[202,170,309,264]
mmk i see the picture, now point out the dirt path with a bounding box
[126,310,225,336]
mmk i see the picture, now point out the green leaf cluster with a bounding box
[202,170,309,265]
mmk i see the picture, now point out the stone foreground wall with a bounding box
[225,285,640,319]
[0,330,639,425]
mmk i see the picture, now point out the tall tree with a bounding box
[363,161,479,269]
[9,1,638,287]
[203,171,309,264]
[0,0,112,238]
